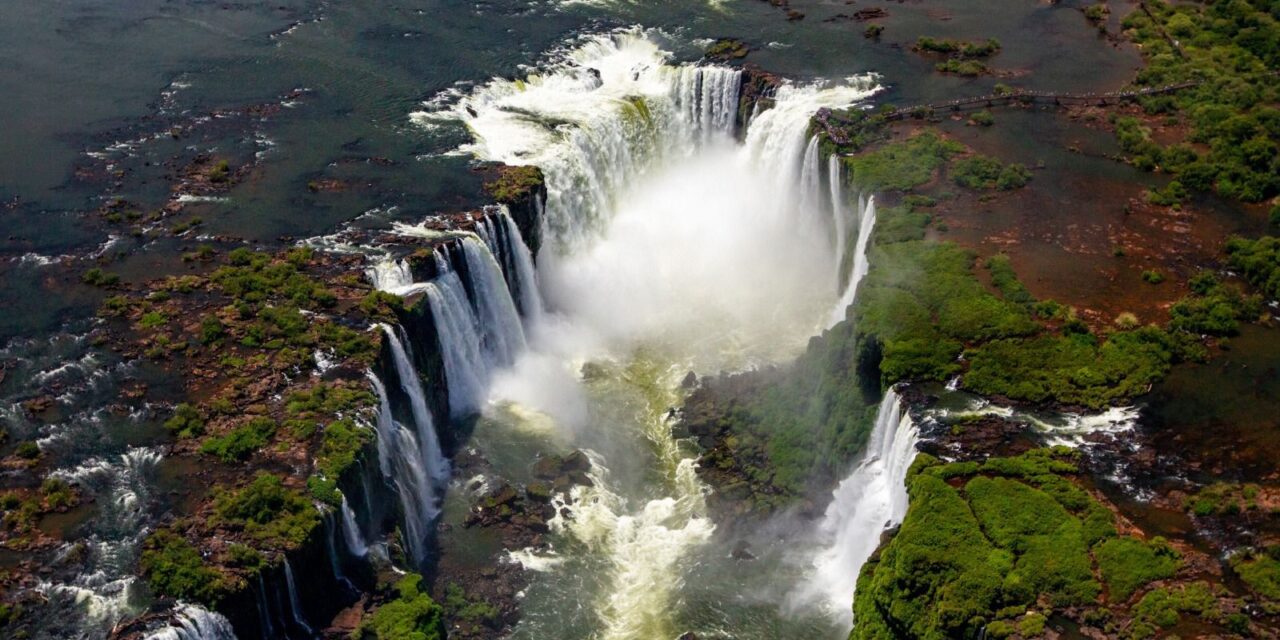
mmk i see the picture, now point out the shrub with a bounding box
[140,529,232,605]
[356,574,445,640]
[952,155,1031,190]
[1224,235,1280,299]
[843,132,964,192]
[200,417,277,462]
[1095,537,1180,601]
[1231,548,1280,599]
[970,110,995,126]
[81,268,120,287]
[164,403,205,438]
[211,473,319,548]
[14,441,41,460]
[1140,270,1165,284]
[864,24,884,38]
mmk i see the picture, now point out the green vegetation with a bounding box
[1083,3,1110,24]
[853,450,1124,640]
[1231,547,1280,599]
[951,155,1032,191]
[1095,537,1179,601]
[1225,234,1280,299]
[1184,481,1264,516]
[864,24,883,39]
[916,37,1002,58]
[309,418,373,506]
[1129,582,1222,639]
[14,441,41,460]
[1140,270,1165,284]
[1167,272,1261,336]
[935,59,988,76]
[81,268,120,287]
[164,403,205,438]
[963,329,1184,408]
[211,473,319,549]
[444,582,500,626]
[484,165,544,203]
[842,132,964,192]
[140,529,233,605]
[360,290,405,323]
[200,416,278,462]
[1119,0,1280,203]
[853,450,1191,639]
[208,160,230,183]
[355,574,445,640]
[970,110,995,126]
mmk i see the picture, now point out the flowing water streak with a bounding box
[797,389,918,628]
[547,364,715,640]
[366,370,435,565]
[283,559,314,636]
[380,324,449,484]
[828,154,848,289]
[828,194,877,327]
[497,207,546,323]
[142,604,237,640]
[340,493,370,557]
[422,270,491,417]
[459,236,527,367]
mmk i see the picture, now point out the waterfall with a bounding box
[340,494,370,558]
[829,154,848,289]
[254,574,275,640]
[282,559,314,637]
[798,136,822,215]
[459,236,526,366]
[324,511,356,592]
[365,258,413,293]
[828,194,877,328]
[497,208,545,323]
[143,604,237,640]
[415,30,751,250]
[366,371,435,566]
[380,325,449,484]
[422,269,490,417]
[798,388,919,628]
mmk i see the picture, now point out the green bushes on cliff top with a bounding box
[211,473,319,550]
[140,529,234,605]
[842,132,963,192]
[355,573,445,640]
[853,450,1179,640]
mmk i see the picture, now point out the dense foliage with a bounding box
[140,529,233,605]
[1225,235,1280,299]
[355,574,446,640]
[1119,0,1280,203]
[852,450,1178,640]
[211,473,319,549]
[842,132,963,192]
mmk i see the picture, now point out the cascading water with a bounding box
[380,324,449,485]
[339,493,370,558]
[828,154,848,289]
[828,194,877,328]
[459,236,527,366]
[795,389,919,629]
[365,258,413,293]
[142,604,237,640]
[497,208,546,323]
[422,267,492,417]
[420,29,883,639]
[366,370,436,566]
[282,559,313,636]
